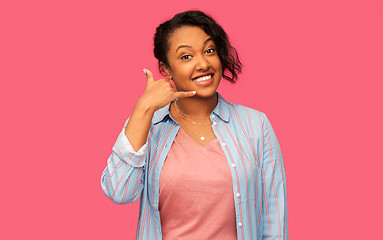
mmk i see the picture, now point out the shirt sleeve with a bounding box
[100,118,148,204]
[261,113,288,240]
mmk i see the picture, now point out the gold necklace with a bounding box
[174,102,211,141]
[174,100,212,126]
[178,115,210,141]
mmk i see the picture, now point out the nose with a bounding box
[195,55,211,71]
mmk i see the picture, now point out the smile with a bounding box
[192,74,213,82]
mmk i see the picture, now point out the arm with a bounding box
[261,113,288,240]
[100,117,149,204]
[100,69,196,204]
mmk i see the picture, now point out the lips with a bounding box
[192,73,214,82]
[191,73,215,87]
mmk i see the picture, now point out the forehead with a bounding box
[167,26,213,50]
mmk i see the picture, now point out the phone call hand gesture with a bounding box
[139,69,196,111]
[125,69,196,152]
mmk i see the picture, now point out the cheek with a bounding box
[215,62,223,74]
[213,56,222,69]
[174,64,194,78]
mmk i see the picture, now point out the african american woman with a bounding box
[101,10,288,240]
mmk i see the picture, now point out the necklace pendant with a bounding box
[200,136,205,141]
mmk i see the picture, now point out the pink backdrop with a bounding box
[1,0,382,239]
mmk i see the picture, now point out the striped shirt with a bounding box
[101,93,288,240]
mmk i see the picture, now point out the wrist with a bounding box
[136,97,157,114]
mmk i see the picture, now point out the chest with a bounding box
[145,120,263,206]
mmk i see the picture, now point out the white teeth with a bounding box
[193,74,212,82]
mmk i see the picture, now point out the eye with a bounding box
[205,48,215,54]
[181,55,192,60]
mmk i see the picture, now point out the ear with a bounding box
[160,62,172,80]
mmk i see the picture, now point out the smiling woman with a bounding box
[101,10,288,240]
[161,26,222,99]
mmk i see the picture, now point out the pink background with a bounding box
[1,0,382,239]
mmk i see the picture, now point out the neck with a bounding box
[176,92,218,119]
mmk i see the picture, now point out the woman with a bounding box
[101,10,288,240]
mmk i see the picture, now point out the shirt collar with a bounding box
[152,92,230,125]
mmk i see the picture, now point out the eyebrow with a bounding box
[175,37,214,53]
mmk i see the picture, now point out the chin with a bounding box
[194,88,218,99]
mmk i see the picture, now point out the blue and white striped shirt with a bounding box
[101,93,288,240]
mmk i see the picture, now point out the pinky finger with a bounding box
[175,90,197,99]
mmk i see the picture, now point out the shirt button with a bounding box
[222,142,227,147]
[236,193,240,197]
[232,163,236,168]
[238,222,242,227]
[213,122,217,126]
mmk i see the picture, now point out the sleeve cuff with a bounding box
[112,130,147,167]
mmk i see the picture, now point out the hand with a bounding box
[138,69,196,111]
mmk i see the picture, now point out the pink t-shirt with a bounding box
[159,128,237,240]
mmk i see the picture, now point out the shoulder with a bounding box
[218,93,266,123]
[226,101,267,125]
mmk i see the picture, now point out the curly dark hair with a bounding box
[153,10,242,83]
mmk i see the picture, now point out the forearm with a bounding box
[101,149,146,204]
[101,124,148,204]
[125,97,156,152]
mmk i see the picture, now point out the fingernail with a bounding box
[143,69,147,74]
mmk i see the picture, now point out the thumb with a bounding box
[143,69,154,83]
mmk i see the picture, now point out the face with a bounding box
[161,26,223,98]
